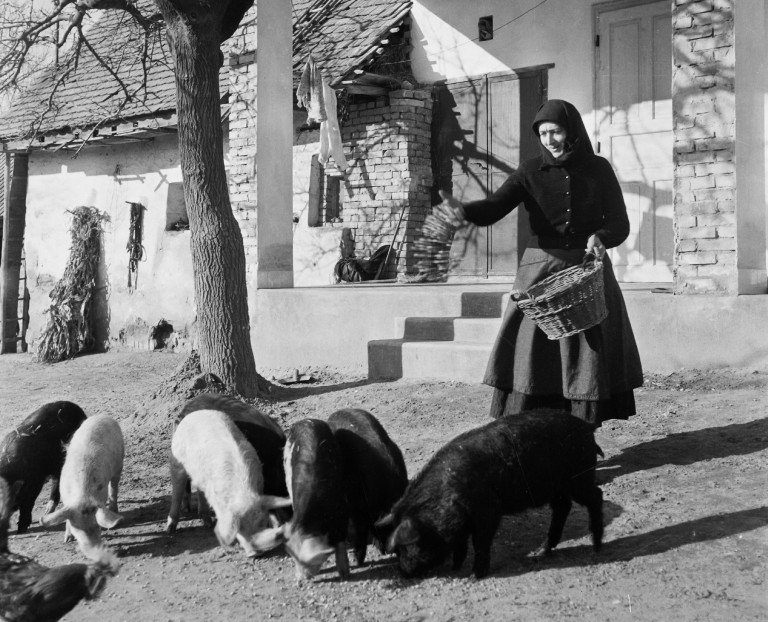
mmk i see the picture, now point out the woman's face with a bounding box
[538,122,567,158]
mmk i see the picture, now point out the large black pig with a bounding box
[0,401,87,533]
[280,419,350,580]
[327,408,407,565]
[376,409,604,578]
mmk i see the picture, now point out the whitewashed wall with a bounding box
[291,144,342,287]
[410,0,597,131]
[24,133,203,345]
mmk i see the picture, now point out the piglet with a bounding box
[166,409,291,558]
[327,408,407,565]
[280,419,350,580]
[376,409,604,578]
[0,401,87,533]
[40,415,124,561]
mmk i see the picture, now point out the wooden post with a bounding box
[0,153,29,354]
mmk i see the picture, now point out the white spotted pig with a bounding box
[40,415,124,561]
[166,409,291,558]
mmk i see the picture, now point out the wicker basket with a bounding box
[512,253,608,340]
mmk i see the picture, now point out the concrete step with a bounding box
[458,291,509,317]
[395,316,503,342]
[367,289,508,381]
[368,339,492,382]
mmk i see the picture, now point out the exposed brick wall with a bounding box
[335,89,434,278]
[672,0,735,293]
[225,67,434,280]
[227,53,258,272]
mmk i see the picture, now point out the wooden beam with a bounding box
[343,84,388,97]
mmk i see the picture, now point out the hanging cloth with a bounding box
[318,76,349,174]
[296,55,327,124]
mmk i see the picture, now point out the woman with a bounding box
[436,99,643,428]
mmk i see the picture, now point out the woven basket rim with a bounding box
[514,255,607,339]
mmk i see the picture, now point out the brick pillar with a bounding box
[225,0,294,288]
[340,89,433,277]
[227,46,258,274]
[672,0,766,294]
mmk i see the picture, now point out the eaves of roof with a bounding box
[0,0,413,147]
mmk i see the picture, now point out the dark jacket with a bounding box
[462,154,630,250]
[462,98,630,251]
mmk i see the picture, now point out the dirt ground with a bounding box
[0,349,766,622]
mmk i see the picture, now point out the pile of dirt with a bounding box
[130,350,294,438]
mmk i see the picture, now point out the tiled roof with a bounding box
[291,0,412,87]
[0,2,192,141]
[0,0,412,141]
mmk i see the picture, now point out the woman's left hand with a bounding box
[586,234,606,259]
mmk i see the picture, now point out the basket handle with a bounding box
[582,250,603,270]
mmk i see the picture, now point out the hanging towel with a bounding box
[318,76,349,173]
[296,55,326,123]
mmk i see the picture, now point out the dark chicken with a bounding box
[0,477,119,622]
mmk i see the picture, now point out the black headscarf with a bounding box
[532,99,594,166]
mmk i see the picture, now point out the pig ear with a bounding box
[40,506,73,527]
[96,508,123,529]
[298,537,334,565]
[214,511,239,546]
[262,495,293,510]
[375,513,395,530]
[252,526,286,552]
[388,517,420,550]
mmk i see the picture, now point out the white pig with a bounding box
[166,409,291,557]
[40,415,124,561]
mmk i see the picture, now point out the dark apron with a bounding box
[485,247,643,426]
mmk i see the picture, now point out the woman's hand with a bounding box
[586,234,606,259]
[434,190,466,227]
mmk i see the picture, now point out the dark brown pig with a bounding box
[280,419,350,581]
[376,409,604,578]
[0,401,87,533]
[327,408,407,565]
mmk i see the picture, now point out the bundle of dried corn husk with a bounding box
[412,204,465,282]
[36,206,105,364]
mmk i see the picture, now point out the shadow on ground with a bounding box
[600,417,768,483]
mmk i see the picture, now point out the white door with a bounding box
[595,0,673,282]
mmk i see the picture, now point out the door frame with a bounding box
[432,64,552,279]
[592,0,674,283]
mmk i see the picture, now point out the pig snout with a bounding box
[284,530,335,581]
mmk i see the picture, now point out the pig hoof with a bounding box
[166,518,178,534]
[531,542,552,559]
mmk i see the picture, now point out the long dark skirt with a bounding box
[485,247,643,427]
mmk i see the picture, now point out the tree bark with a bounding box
[153,0,260,397]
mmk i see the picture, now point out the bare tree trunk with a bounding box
[155,1,260,397]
